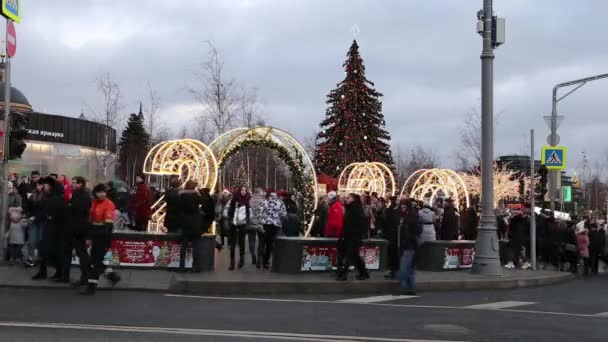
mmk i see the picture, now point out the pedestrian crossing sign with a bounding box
[541,146,567,170]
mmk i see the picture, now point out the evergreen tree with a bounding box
[233,161,249,188]
[118,104,150,182]
[314,40,393,177]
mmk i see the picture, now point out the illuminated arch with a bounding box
[337,162,396,198]
[209,126,318,236]
[400,168,470,208]
[143,139,218,233]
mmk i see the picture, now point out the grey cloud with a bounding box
[9,0,608,171]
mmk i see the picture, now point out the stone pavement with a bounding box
[0,252,574,295]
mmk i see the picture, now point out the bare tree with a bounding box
[85,72,126,179]
[178,126,189,139]
[393,144,438,188]
[155,127,172,142]
[455,105,502,171]
[188,41,240,139]
[302,132,319,162]
[239,86,263,128]
[144,81,163,143]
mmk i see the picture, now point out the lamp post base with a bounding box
[471,216,502,276]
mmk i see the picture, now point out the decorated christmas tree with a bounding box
[233,162,249,188]
[314,40,393,177]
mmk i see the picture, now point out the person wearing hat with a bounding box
[32,177,66,281]
[81,184,121,295]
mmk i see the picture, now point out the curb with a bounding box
[1,272,575,295]
[168,272,575,295]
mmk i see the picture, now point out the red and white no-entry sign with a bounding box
[6,20,16,58]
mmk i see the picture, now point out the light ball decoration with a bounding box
[401,169,470,209]
[143,139,218,233]
[338,162,396,198]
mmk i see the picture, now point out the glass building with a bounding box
[1,62,116,184]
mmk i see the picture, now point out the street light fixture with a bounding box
[547,73,608,211]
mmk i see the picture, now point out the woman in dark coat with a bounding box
[164,178,182,233]
[178,180,202,272]
[440,199,459,240]
[32,177,66,280]
[461,206,478,241]
[383,196,402,279]
[336,193,369,281]
[129,175,152,231]
[228,186,251,270]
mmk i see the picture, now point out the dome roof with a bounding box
[0,83,32,109]
[0,61,33,112]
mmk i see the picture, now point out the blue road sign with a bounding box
[541,146,567,170]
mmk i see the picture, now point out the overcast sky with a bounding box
[9,0,608,175]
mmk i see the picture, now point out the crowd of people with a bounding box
[5,170,607,296]
[211,186,301,270]
[3,171,123,295]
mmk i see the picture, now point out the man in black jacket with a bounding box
[383,197,401,279]
[336,193,369,281]
[59,177,92,284]
[32,177,66,280]
[399,200,422,295]
[589,222,606,275]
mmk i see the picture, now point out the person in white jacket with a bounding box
[419,205,436,243]
[260,192,287,269]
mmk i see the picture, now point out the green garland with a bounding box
[218,138,316,230]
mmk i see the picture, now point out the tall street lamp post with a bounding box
[472,0,504,276]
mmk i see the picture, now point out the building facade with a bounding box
[1,62,116,184]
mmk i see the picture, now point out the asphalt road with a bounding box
[1,277,607,342]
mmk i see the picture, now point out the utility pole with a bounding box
[472,0,504,276]
[530,129,537,270]
[0,19,11,258]
[548,73,608,212]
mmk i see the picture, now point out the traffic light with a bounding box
[8,112,28,160]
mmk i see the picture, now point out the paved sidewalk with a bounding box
[0,256,574,295]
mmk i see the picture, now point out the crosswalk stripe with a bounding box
[595,312,608,317]
[338,295,418,303]
[465,301,537,310]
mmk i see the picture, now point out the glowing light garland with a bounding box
[143,139,218,233]
[460,163,533,206]
[401,169,470,209]
[338,162,396,198]
[209,126,319,236]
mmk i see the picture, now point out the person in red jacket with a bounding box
[129,175,152,231]
[324,191,344,238]
[58,175,72,203]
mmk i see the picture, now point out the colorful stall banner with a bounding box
[301,245,380,271]
[443,247,475,270]
[72,239,192,269]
